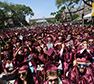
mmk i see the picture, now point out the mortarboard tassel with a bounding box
[73,57,77,66]
[43,69,45,81]
[46,55,48,62]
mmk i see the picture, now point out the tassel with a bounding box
[73,57,77,66]
[46,55,48,62]
[43,69,45,81]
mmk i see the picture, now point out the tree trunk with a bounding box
[67,7,73,21]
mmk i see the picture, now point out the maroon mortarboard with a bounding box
[44,61,60,74]
[88,36,93,40]
[47,37,51,40]
[64,40,71,45]
[3,51,9,54]
[81,38,87,42]
[36,46,41,49]
[77,57,86,62]
[46,48,54,56]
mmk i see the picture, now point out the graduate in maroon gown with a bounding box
[14,65,35,84]
[76,39,93,62]
[59,40,75,76]
[88,37,94,48]
[30,46,46,84]
[68,57,94,84]
[42,61,73,84]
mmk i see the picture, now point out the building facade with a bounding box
[29,17,55,23]
[62,3,92,21]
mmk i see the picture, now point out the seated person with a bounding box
[68,57,94,84]
[1,49,17,81]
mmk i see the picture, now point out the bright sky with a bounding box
[0,0,59,22]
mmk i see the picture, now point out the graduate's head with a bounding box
[24,47,30,56]
[36,46,42,53]
[16,41,21,47]
[47,37,52,43]
[58,36,62,42]
[47,70,58,84]
[88,37,93,46]
[45,61,59,84]
[84,32,88,38]
[3,50,11,60]
[77,34,81,40]
[81,39,87,47]
[18,65,29,81]
[65,40,71,49]
[77,57,87,74]
[67,34,71,40]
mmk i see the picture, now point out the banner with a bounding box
[91,2,94,16]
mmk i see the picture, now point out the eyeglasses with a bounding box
[49,78,58,83]
[77,63,87,67]
[18,72,26,77]
[89,41,93,43]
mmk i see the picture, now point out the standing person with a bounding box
[29,46,46,84]
[74,34,82,48]
[46,37,53,50]
[59,40,75,76]
[66,34,73,48]
[14,65,35,84]
[68,57,94,84]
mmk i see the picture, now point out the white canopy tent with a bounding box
[83,13,92,19]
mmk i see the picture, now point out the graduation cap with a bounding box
[44,61,60,74]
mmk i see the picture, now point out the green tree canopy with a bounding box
[72,14,79,20]
[0,1,34,28]
[0,9,5,28]
[56,0,92,8]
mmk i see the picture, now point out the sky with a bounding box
[0,0,59,22]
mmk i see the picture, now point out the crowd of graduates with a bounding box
[0,23,94,84]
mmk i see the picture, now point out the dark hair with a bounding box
[47,70,58,76]
[17,68,35,84]
[81,39,87,42]
[36,46,43,55]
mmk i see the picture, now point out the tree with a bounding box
[72,14,79,20]
[55,0,87,21]
[50,6,65,23]
[31,21,36,25]
[55,13,62,22]
[56,0,93,8]
[50,12,56,16]
[46,19,52,23]
[0,1,34,28]
[0,9,5,28]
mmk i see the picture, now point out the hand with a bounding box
[5,72,8,76]
[10,71,14,75]
[83,44,87,49]
[62,44,65,49]
[77,42,80,45]
[27,44,29,47]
